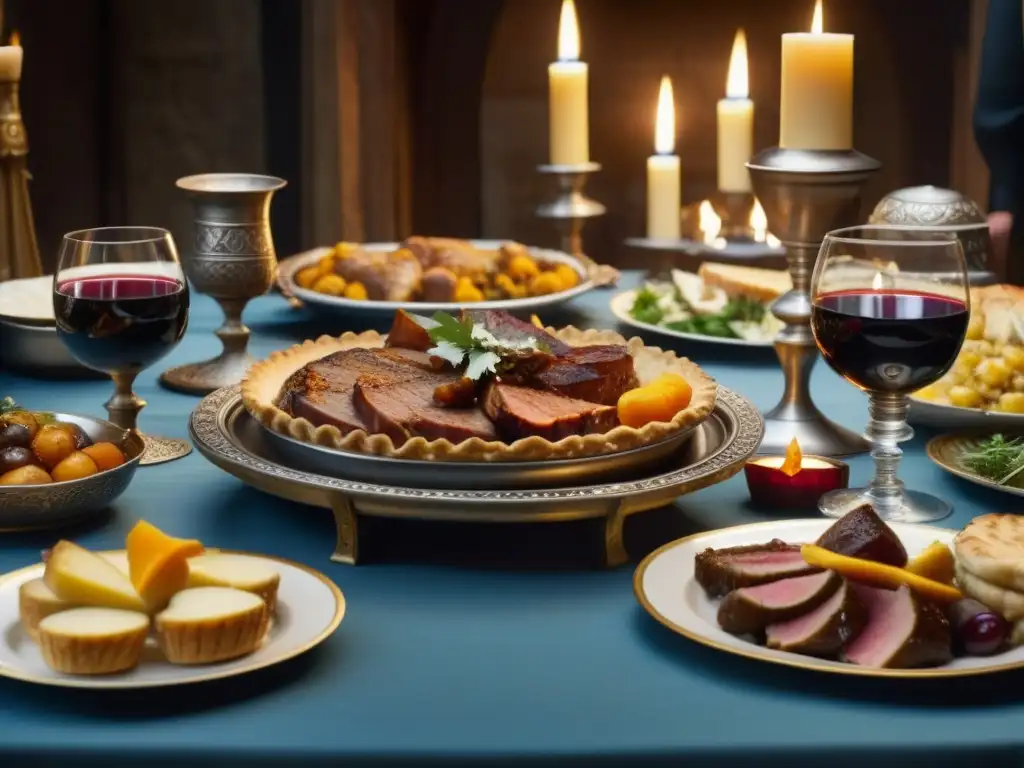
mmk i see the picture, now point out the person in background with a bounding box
[974,0,1024,282]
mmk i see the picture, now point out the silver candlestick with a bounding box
[536,162,618,284]
[746,147,881,457]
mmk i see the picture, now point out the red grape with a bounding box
[948,598,1009,656]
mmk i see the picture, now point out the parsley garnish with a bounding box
[426,312,547,381]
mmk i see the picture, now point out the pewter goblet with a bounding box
[160,173,286,396]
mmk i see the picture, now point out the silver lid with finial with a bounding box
[868,185,994,284]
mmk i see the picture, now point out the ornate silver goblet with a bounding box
[160,173,286,396]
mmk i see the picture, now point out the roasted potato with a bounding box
[0,465,52,485]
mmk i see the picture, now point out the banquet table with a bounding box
[1,271,1023,768]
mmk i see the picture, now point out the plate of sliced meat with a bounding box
[241,309,718,477]
[634,507,1024,677]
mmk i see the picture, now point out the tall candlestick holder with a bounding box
[746,147,881,457]
[0,76,42,282]
[536,162,617,285]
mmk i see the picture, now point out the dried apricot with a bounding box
[82,442,127,472]
[617,373,693,428]
[50,451,99,483]
[528,272,562,296]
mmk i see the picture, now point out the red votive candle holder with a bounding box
[745,454,850,509]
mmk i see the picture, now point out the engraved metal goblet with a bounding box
[160,173,286,396]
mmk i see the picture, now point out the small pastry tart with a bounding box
[186,554,280,616]
[19,578,73,642]
[156,587,268,665]
[37,608,150,675]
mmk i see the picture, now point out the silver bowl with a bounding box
[868,185,995,285]
[0,318,102,379]
[0,412,145,529]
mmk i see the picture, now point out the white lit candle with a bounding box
[780,0,853,150]
[717,29,753,193]
[0,32,23,82]
[548,0,589,165]
[646,76,681,241]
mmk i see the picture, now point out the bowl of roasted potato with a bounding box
[0,398,144,529]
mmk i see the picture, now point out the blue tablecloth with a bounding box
[1,273,1022,768]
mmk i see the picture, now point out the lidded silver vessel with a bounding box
[868,185,994,285]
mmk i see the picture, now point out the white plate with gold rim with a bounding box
[0,550,345,689]
[634,519,1024,678]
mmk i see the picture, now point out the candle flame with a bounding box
[557,0,580,61]
[811,0,824,34]
[698,200,722,246]
[872,272,884,291]
[767,233,781,248]
[654,76,676,155]
[8,31,19,47]
[750,198,768,241]
[725,29,749,99]
[781,437,803,477]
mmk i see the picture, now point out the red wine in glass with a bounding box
[54,274,189,374]
[811,289,969,394]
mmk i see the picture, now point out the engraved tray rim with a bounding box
[260,411,704,490]
[189,386,763,518]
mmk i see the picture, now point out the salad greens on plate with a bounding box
[629,271,781,342]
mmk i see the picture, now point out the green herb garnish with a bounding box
[425,312,547,381]
[630,287,664,325]
[0,397,54,423]
[961,434,1024,485]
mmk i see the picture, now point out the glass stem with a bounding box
[105,371,145,433]
[864,392,914,516]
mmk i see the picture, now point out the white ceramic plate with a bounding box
[278,241,597,317]
[908,395,1024,429]
[634,519,1024,678]
[0,550,345,688]
[610,290,775,348]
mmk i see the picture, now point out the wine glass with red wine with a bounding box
[53,227,192,465]
[810,225,969,522]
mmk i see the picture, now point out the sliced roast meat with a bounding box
[717,570,842,635]
[694,539,821,599]
[535,345,639,405]
[278,347,436,434]
[354,370,498,444]
[482,381,618,441]
[385,310,439,353]
[462,309,572,356]
[765,580,867,657]
[816,504,908,567]
[841,585,952,668]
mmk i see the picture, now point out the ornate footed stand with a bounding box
[108,373,192,466]
[536,162,618,285]
[0,78,42,281]
[746,148,880,457]
[160,173,287,396]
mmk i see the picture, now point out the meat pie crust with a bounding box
[241,326,718,462]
